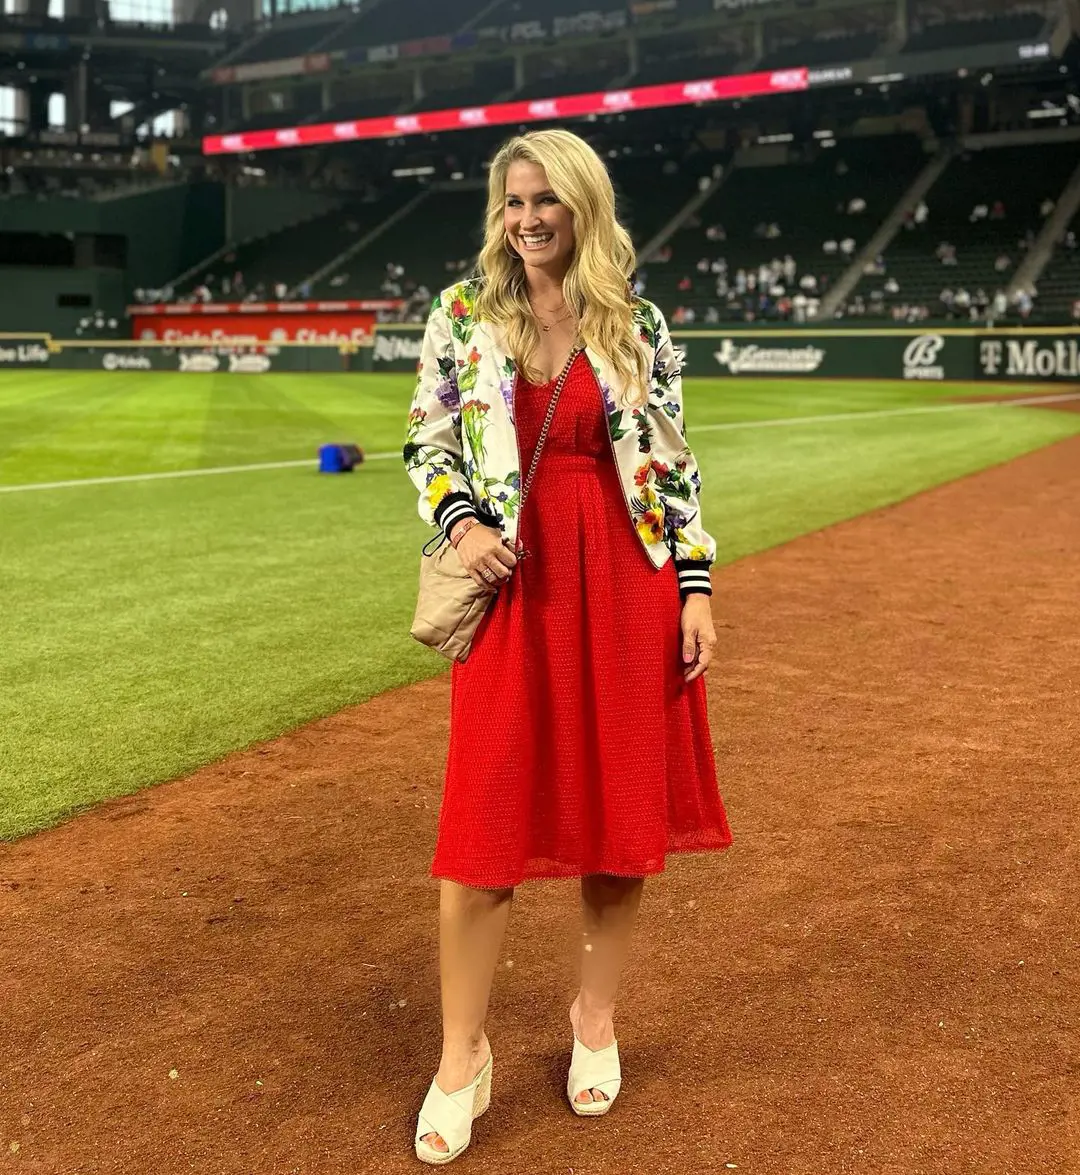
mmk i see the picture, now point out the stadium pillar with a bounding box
[513,51,525,90]
[413,68,424,103]
[895,0,908,44]
[751,20,764,61]
[627,33,639,75]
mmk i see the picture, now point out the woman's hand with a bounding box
[680,594,717,683]
[453,522,518,590]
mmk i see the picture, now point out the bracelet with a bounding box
[449,517,480,548]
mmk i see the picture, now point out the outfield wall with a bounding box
[1,328,1079,383]
[361,327,1080,383]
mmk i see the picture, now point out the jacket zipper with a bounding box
[594,368,649,558]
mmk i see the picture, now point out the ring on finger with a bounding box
[482,568,495,582]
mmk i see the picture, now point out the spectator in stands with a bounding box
[275,281,288,298]
[696,258,710,274]
[847,196,866,215]
[885,277,899,295]
[704,305,720,324]
[298,280,311,299]
[1064,231,1076,250]
[840,238,855,256]
[705,224,726,242]
[799,274,818,292]
[1040,198,1055,218]
[735,269,747,294]
[994,253,1011,273]
[940,288,954,311]
[782,255,796,283]
[823,239,838,255]
[654,245,673,263]
[970,203,988,222]
[329,274,348,288]
[710,259,726,275]
[990,200,1006,220]
[765,222,780,239]
[1072,297,1080,322]
[992,289,1008,320]
[936,242,957,266]
[677,275,692,292]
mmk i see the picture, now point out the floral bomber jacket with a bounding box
[403,279,715,597]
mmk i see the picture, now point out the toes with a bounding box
[421,1132,448,1153]
[575,1090,594,1104]
[593,1089,609,1102]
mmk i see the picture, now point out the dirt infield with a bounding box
[3,435,1079,1175]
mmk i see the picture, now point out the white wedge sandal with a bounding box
[414,1053,493,1165]
[566,1036,622,1117]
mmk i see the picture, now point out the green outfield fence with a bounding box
[2,327,1079,383]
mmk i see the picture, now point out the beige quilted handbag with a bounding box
[410,346,580,663]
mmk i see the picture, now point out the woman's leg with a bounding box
[421,879,515,1152]
[570,873,646,1105]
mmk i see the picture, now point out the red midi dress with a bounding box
[431,351,732,888]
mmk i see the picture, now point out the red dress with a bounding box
[431,352,732,888]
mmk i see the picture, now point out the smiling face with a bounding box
[503,159,575,278]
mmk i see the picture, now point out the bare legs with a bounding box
[421,879,514,1154]
[570,873,645,1105]
[419,871,645,1151]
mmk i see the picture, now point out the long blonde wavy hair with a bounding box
[474,129,650,407]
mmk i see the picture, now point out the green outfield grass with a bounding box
[2,370,1078,842]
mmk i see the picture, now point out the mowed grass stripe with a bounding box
[3,372,1080,841]
[2,385,1075,494]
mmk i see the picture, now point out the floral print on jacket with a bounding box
[403,279,715,597]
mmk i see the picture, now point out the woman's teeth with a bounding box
[520,233,553,250]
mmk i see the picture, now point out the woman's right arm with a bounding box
[403,295,481,541]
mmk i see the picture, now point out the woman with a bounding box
[403,128,732,1165]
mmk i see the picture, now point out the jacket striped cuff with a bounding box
[675,560,713,598]
[433,491,479,541]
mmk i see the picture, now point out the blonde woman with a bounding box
[404,128,732,1164]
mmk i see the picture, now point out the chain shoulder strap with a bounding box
[518,345,581,517]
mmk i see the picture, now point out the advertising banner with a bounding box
[674,330,978,380]
[369,328,424,372]
[128,300,399,346]
[203,69,808,154]
[977,335,1080,382]
[0,338,51,367]
[47,345,363,374]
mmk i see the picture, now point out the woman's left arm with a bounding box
[645,306,717,682]
[645,307,716,599]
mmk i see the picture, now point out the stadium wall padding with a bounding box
[2,329,1078,384]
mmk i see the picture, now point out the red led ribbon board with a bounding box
[202,70,808,155]
[129,300,401,344]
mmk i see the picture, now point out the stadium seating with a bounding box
[642,135,927,321]
[846,141,1080,319]
[757,31,884,70]
[322,0,492,53]
[183,188,407,299]
[226,15,342,65]
[1033,227,1080,321]
[903,11,1047,52]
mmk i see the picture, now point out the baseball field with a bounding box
[2,369,1078,1173]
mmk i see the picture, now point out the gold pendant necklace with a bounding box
[533,305,574,332]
